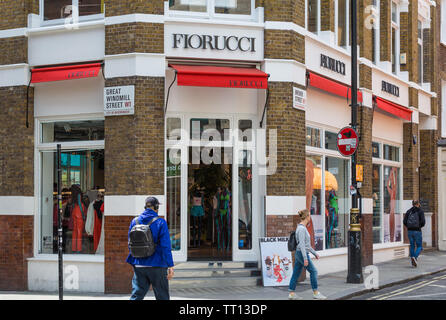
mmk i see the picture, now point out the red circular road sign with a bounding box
[337,127,359,156]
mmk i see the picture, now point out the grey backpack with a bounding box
[129,217,160,258]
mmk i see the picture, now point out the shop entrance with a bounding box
[188,147,232,260]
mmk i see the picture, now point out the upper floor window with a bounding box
[442,0,446,45]
[169,0,252,16]
[391,1,399,75]
[371,0,380,65]
[417,19,424,85]
[307,0,319,34]
[43,0,104,22]
[337,0,349,48]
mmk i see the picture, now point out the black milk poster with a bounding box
[259,237,293,287]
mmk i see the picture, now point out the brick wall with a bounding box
[104,0,164,17]
[380,0,391,62]
[0,37,27,65]
[0,0,39,30]
[419,130,438,247]
[264,30,305,64]
[320,0,335,32]
[266,82,306,197]
[263,0,305,27]
[0,216,33,291]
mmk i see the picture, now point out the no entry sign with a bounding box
[337,127,359,156]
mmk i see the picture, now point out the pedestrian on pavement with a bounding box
[288,209,327,300]
[403,200,425,268]
[126,197,175,300]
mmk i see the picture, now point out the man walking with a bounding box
[403,200,425,268]
[126,197,175,300]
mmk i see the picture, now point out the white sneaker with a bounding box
[288,292,303,300]
[313,292,327,300]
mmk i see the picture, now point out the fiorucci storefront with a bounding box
[1,0,434,294]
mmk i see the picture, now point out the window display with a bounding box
[40,149,104,254]
[384,166,401,242]
[305,155,322,250]
[166,149,182,251]
[372,164,382,243]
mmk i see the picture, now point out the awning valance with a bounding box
[374,96,412,121]
[31,63,102,83]
[307,72,363,103]
[169,64,269,89]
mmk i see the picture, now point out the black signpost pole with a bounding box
[347,0,363,284]
[57,144,64,300]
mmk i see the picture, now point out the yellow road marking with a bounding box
[367,280,430,300]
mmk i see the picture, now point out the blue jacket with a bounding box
[126,209,174,268]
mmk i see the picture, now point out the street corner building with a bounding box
[0,0,444,294]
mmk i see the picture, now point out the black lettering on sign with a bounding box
[320,53,346,75]
[381,80,400,97]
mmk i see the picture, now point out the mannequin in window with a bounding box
[386,168,398,242]
[70,185,86,254]
[217,187,231,252]
[85,191,104,253]
[190,190,205,247]
[305,159,316,247]
[326,190,339,248]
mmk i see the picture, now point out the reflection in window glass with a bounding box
[167,118,182,141]
[372,142,380,158]
[308,0,318,33]
[306,155,323,251]
[238,150,252,250]
[325,157,349,249]
[383,144,400,161]
[325,131,337,151]
[167,149,182,251]
[79,0,103,16]
[337,0,347,47]
[384,166,401,243]
[44,0,72,20]
[215,0,251,15]
[306,127,321,148]
[169,0,207,12]
[238,120,252,142]
[190,118,230,141]
[40,149,105,254]
[42,121,104,143]
[372,164,382,243]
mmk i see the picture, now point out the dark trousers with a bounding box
[130,266,170,300]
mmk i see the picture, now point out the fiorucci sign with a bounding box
[104,85,134,116]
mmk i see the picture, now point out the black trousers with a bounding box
[130,266,170,300]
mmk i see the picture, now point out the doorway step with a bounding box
[170,261,261,289]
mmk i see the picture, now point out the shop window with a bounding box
[167,118,182,141]
[41,120,104,143]
[305,155,323,251]
[190,118,230,141]
[43,0,104,21]
[238,120,253,142]
[324,156,349,249]
[337,0,349,48]
[372,164,382,243]
[384,166,401,243]
[306,127,321,148]
[169,0,252,15]
[383,144,400,162]
[238,150,252,250]
[166,149,182,251]
[40,149,105,254]
[372,142,380,158]
[307,0,319,34]
[324,131,337,151]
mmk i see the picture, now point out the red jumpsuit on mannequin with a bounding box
[93,200,104,252]
[72,198,86,253]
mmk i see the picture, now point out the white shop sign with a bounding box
[165,22,264,61]
[104,85,135,116]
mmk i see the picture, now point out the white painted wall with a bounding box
[166,69,259,115]
[34,76,104,118]
[28,25,105,67]
[28,257,104,293]
[372,110,404,144]
[306,87,351,129]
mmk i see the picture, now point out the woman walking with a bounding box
[288,209,327,300]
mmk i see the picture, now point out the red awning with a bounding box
[307,72,363,103]
[31,63,102,83]
[374,96,413,121]
[170,64,268,89]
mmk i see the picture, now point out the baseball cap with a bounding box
[145,196,161,207]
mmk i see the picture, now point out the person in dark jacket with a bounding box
[403,200,425,268]
[126,197,174,300]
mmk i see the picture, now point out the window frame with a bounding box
[371,0,380,65]
[306,124,352,253]
[371,140,403,245]
[40,0,105,26]
[391,0,400,75]
[35,116,105,258]
[166,0,256,22]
